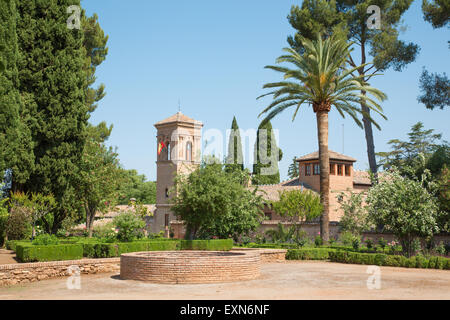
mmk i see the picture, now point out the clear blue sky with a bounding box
[82,0,449,182]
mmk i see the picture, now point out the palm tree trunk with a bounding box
[316,109,330,242]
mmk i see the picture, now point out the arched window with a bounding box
[186,141,192,161]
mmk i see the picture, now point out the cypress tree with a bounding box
[225,116,244,173]
[16,0,89,233]
[0,0,34,188]
[252,120,283,185]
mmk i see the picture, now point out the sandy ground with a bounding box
[0,249,17,264]
[0,260,449,300]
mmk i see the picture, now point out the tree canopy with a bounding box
[171,160,264,240]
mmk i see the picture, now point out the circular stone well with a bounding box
[120,250,261,284]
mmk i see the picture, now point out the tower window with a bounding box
[345,165,351,176]
[186,141,192,162]
[313,163,320,175]
[330,163,335,175]
[337,164,343,175]
[305,164,311,176]
[165,188,169,198]
[165,214,169,227]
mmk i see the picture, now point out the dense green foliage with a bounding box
[225,116,244,172]
[180,239,233,251]
[252,121,283,185]
[366,170,439,257]
[32,234,59,246]
[337,191,373,235]
[16,243,83,262]
[113,211,146,242]
[5,206,32,240]
[0,198,8,247]
[286,248,336,260]
[77,124,122,236]
[116,169,156,205]
[271,190,322,243]
[172,161,264,240]
[329,250,450,270]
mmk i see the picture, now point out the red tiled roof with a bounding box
[296,150,356,162]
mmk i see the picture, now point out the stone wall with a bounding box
[0,258,120,287]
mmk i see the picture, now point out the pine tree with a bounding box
[225,116,244,173]
[16,0,89,233]
[252,120,283,185]
[0,0,34,187]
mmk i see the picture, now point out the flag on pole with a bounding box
[158,141,166,155]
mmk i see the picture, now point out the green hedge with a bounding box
[5,240,31,251]
[16,244,83,262]
[244,242,299,249]
[328,251,450,270]
[286,248,337,260]
[82,240,180,258]
[181,239,233,251]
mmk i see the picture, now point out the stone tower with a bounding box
[151,112,203,235]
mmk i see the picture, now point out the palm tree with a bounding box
[257,34,387,242]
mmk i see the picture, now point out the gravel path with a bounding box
[0,261,449,300]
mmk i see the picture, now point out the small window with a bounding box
[313,163,320,175]
[345,165,351,176]
[264,213,272,220]
[330,163,335,175]
[337,164,343,175]
[305,164,311,176]
[186,141,192,162]
[165,188,169,198]
[167,142,171,161]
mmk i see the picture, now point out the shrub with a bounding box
[314,235,323,247]
[328,251,450,270]
[435,242,446,255]
[5,206,32,240]
[113,212,146,242]
[365,238,374,250]
[180,239,233,251]
[32,234,59,246]
[352,237,361,251]
[5,240,31,251]
[286,248,336,260]
[378,237,387,250]
[339,231,354,246]
[16,244,83,262]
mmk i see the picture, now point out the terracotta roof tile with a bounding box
[296,150,356,162]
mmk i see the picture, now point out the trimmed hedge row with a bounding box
[82,240,180,258]
[286,248,336,260]
[6,240,31,251]
[181,239,233,251]
[244,242,299,249]
[16,244,83,262]
[328,251,450,270]
[11,239,233,261]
